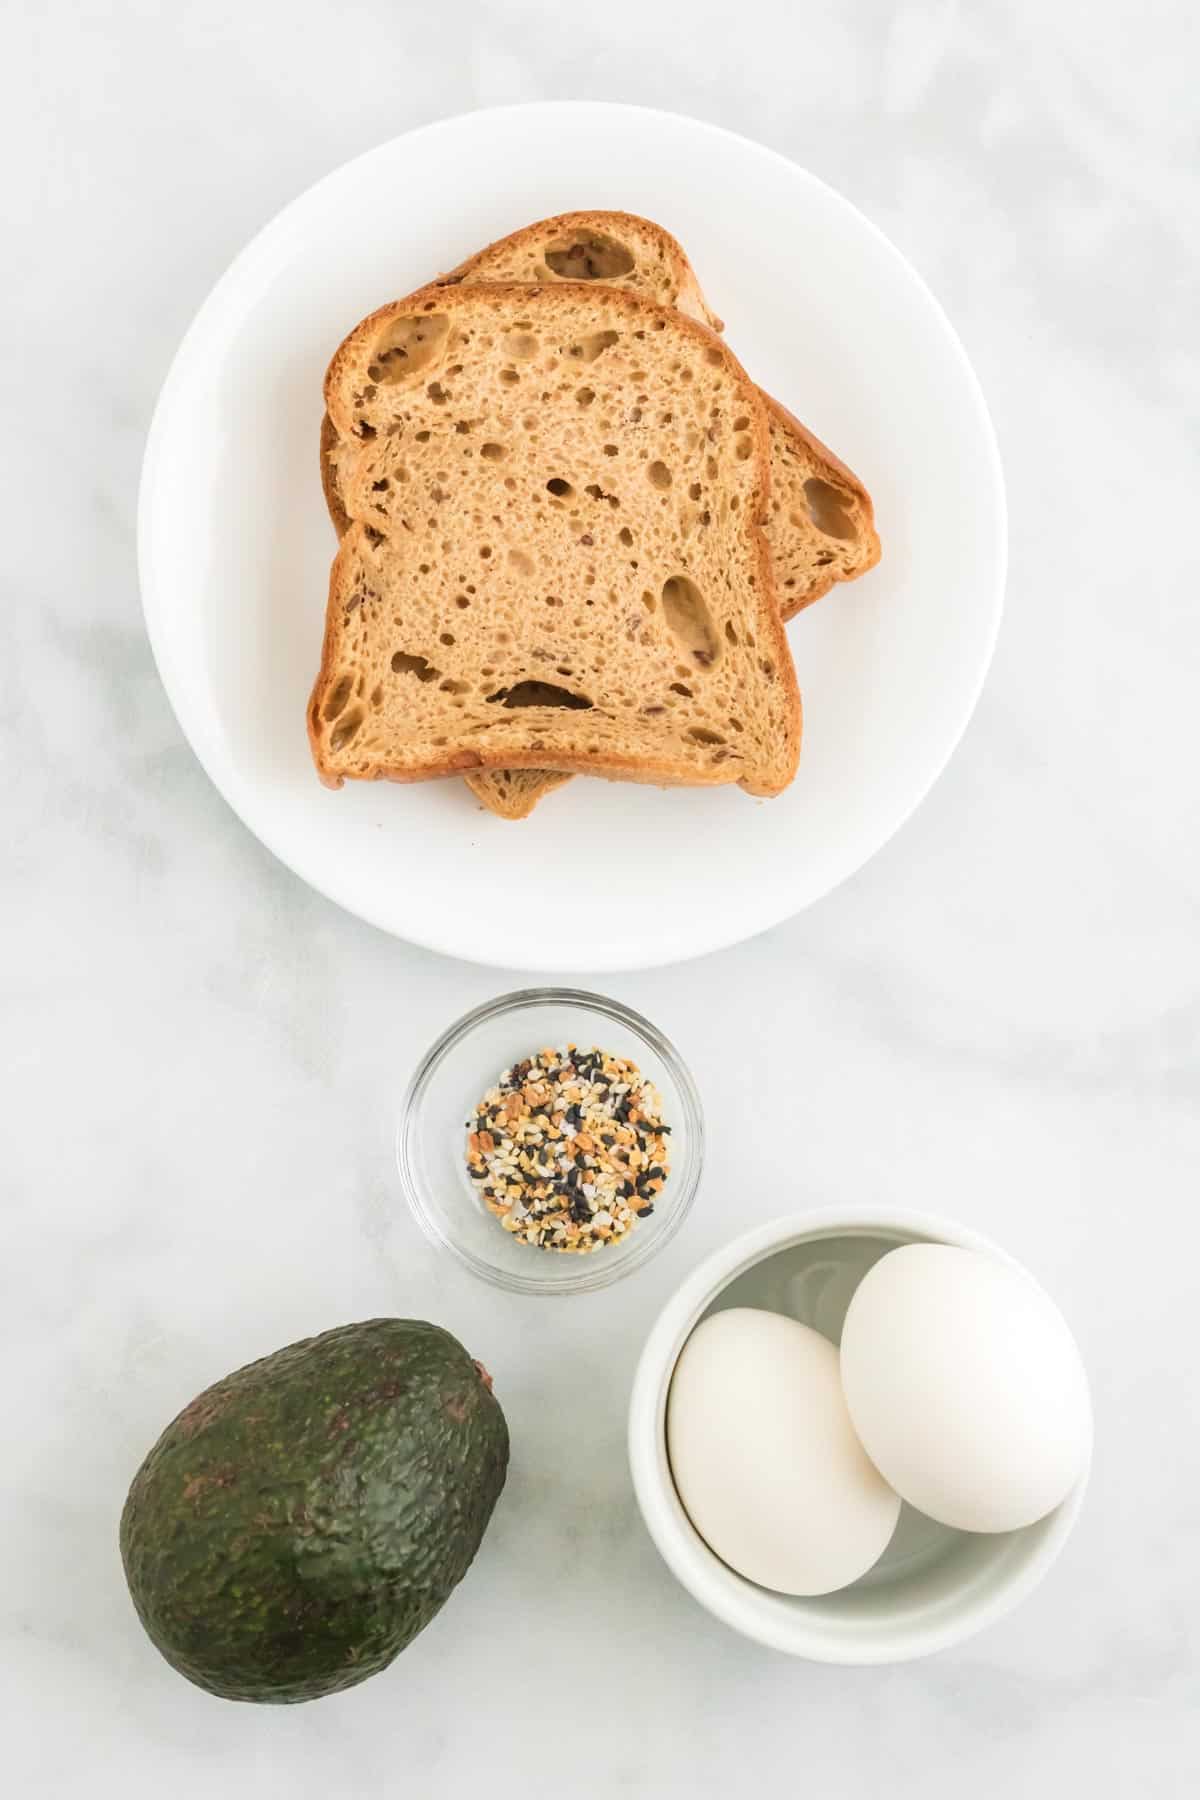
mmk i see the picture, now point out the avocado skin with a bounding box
[119,1319,508,1703]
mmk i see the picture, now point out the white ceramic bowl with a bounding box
[628,1208,1089,1663]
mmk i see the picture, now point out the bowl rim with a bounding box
[396,986,705,1295]
[627,1205,1091,1662]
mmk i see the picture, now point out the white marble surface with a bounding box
[4,2,1199,1793]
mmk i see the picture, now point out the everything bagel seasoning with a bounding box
[465,1045,670,1252]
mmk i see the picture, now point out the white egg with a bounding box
[666,1308,901,1596]
[839,1244,1092,1534]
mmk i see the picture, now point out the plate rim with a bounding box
[138,99,1007,972]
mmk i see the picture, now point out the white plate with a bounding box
[140,102,1005,972]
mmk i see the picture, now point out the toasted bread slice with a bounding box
[311,282,800,796]
[319,212,876,817]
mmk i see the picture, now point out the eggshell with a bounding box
[666,1308,901,1596]
[839,1244,1092,1534]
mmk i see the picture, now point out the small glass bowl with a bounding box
[397,988,704,1295]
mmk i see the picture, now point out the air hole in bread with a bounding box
[480,442,505,461]
[618,526,634,547]
[440,678,471,695]
[724,621,738,645]
[603,443,619,457]
[733,416,750,431]
[480,546,492,558]
[427,381,449,405]
[504,331,539,358]
[455,594,471,608]
[391,652,440,682]
[329,706,364,753]
[568,330,620,364]
[363,524,386,548]
[370,312,450,384]
[544,234,636,280]
[641,590,656,612]
[415,429,430,442]
[439,632,456,646]
[705,346,722,365]
[370,684,383,708]
[815,551,835,566]
[499,368,519,386]
[546,478,573,498]
[576,386,595,406]
[648,461,672,490]
[670,681,693,698]
[803,478,857,539]
[687,727,725,746]
[371,477,390,492]
[729,717,744,732]
[486,681,593,711]
[662,576,720,668]
[688,482,702,501]
[322,674,355,721]
[354,420,376,440]
[735,435,753,460]
[508,549,535,576]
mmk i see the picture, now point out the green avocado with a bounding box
[119,1318,508,1703]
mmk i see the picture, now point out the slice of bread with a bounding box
[311,281,800,796]
[319,212,877,818]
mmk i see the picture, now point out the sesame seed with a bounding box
[465,1044,671,1255]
